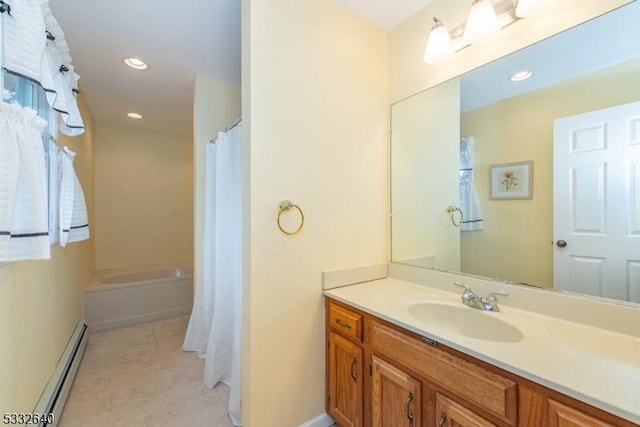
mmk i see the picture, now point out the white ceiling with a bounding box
[50,0,241,136]
[49,0,430,137]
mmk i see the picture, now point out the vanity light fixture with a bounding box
[510,70,533,81]
[423,18,456,63]
[123,57,149,70]
[126,112,143,119]
[463,0,501,44]
[423,0,557,65]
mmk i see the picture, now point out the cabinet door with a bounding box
[328,331,363,427]
[371,355,422,427]
[548,400,614,427]
[436,393,497,427]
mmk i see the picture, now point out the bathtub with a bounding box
[84,266,193,332]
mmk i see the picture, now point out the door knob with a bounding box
[556,240,567,248]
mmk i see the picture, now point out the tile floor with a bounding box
[58,316,234,427]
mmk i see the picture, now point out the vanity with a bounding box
[322,3,640,426]
[323,264,640,427]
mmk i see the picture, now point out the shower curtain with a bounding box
[459,136,484,231]
[183,122,243,426]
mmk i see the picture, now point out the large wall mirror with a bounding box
[391,1,640,305]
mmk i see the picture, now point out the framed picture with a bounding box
[489,161,533,200]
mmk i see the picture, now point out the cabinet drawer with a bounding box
[371,321,517,426]
[328,302,363,342]
[436,393,497,427]
[548,399,614,427]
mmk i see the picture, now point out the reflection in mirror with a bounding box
[391,2,640,304]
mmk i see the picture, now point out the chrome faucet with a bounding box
[453,282,509,312]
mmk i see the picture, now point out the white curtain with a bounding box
[0,103,50,262]
[183,122,243,426]
[459,136,484,231]
[59,147,90,247]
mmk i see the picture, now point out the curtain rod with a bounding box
[224,117,242,132]
[209,117,242,144]
[45,131,67,153]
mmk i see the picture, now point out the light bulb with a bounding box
[463,0,500,44]
[423,18,455,64]
[123,57,149,70]
[510,70,533,81]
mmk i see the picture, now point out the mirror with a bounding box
[391,2,640,304]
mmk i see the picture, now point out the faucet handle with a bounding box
[485,290,509,303]
[453,281,472,292]
[454,282,476,301]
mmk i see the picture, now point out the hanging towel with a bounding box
[459,137,484,231]
[0,103,50,262]
[59,147,89,247]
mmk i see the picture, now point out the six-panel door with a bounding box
[553,101,640,301]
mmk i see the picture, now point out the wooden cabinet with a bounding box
[327,301,364,427]
[329,303,363,342]
[371,355,421,427]
[370,320,516,426]
[436,393,496,427]
[548,399,615,427]
[328,331,363,427]
[325,298,635,427]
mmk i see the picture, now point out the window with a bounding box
[3,71,60,244]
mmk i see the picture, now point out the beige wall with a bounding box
[94,125,193,271]
[242,0,388,424]
[0,96,95,413]
[460,57,640,287]
[193,76,241,296]
[389,0,631,103]
[391,78,460,270]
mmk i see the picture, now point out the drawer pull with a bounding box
[351,356,358,381]
[336,318,352,329]
[439,412,447,427]
[406,392,415,424]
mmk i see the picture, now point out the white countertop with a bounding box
[324,277,640,424]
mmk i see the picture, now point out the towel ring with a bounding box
[277,200,305,235]
[446,205,463,227]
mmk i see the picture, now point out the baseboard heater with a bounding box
[32,322,88,426]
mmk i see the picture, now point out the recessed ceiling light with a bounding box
[510,70,533,82]
[123,57,149,70]
[127,112,143,119]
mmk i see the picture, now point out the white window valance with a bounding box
[2,0,84,136]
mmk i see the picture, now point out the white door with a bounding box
[553,101,640,302]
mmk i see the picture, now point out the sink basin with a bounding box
[408,302,524,343]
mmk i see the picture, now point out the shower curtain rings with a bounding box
[446,205,463,227]
[277,200,304,235]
